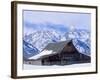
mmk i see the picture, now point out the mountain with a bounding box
[72,39,90,56]
[23,40,39,59]
[65,29,90,46]
[23,26,91,59]
[24,30,61,52]
[65,29,90,40]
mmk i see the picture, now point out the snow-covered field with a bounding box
[23,63,91,70]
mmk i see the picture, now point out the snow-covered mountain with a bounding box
[65,29,90,46]
[72,39,90,56]
[65,29,90,40]
[23,40,39,59]
[23,26,90,59]
[24,30,61,52]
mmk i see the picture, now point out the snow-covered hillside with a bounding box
[72,39,90,56]
[23,40,39,59]
[24,30,61,52]
[65,29,90,42]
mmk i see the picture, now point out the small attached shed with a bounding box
[24,59,42,65]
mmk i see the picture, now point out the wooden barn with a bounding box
[27,40,90,65]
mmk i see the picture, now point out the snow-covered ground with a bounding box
[23,63,91,70]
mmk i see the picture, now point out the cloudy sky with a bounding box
[23,10,91,35]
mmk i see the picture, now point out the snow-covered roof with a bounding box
[29,50,53,60]
[29,40,71,60]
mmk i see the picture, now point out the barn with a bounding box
[27,40,90,65]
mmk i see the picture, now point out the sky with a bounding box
[23,10,91,35]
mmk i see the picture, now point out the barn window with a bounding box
[29,61,31,64]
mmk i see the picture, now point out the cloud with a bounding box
[23,10,91,34]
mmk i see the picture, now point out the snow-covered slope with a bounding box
[23,40,39,59]
[72,39,90,56]
[65,29,90,47]
[65,29,90,41]
[24,30,61,52]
